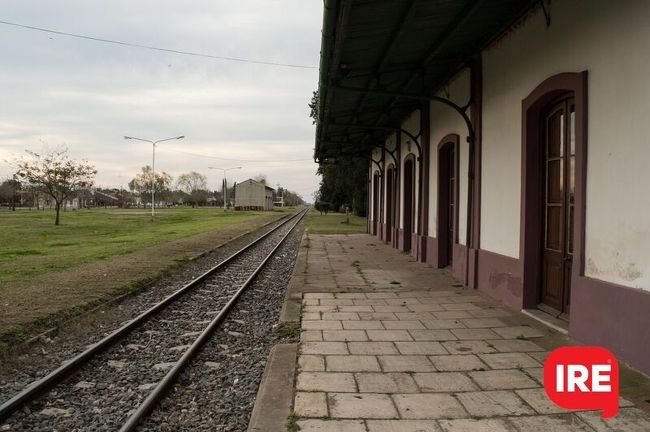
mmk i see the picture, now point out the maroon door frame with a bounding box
[436,134,460,268]
[402,154,416,252]
[520,71,588,310]
[539,97,575,316]
[419,104,431,261]
[372,172,380,235]
[394,134,402,248]
[385,164,395,242]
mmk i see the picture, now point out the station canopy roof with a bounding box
[315,0,539,162]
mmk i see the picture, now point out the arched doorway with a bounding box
[385,165,395,242]
[521,72,587,320]
[437,134,459,268]
[372,172,380,235]
[540,97,575,315]
[403,155,415,252]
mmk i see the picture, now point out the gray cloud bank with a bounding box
[0,0,322,199]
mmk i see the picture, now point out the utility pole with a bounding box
[11,173,17,211]
[275,183,284,207]
[124,135,184,218]
[208,166,242,211]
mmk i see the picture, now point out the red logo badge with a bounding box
[544,346,619,418]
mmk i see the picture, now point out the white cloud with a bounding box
[0,0,322,199]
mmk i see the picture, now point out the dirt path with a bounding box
[0,213,284,333]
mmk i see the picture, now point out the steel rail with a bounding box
[0,210,303,422]
[119,208,308,431]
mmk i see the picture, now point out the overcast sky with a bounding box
[0,0,322,200]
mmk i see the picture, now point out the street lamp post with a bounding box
[11,173,17,211]
[208,166,242,210]
[124,135,184,218]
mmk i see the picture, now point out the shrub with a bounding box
[314,201,332,215]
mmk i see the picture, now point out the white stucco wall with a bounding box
[370,147,382,222]
[481,0,650,289]
[382,134,398,221]
[235,180,265,208]
[398,111,421,231]
[427,69,471,245]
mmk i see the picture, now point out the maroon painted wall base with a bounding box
[376,224,650,376]
[397,229,405,251]
[571,277,650,376]
[426,236,438,267]
[473,248,650,375]
[476,249,523,310]
[410,233,419,259]
[420,236,428,263]
[395,229,419,255]
[381,223,390,242]
[467,248,479,289]
[452,244,467,283]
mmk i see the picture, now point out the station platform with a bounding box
[249,234,650,432]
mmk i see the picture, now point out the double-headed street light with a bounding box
[124,135,184,217]
[208,166,242,210]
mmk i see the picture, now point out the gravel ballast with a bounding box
[0,213,303,431]
[142,221,303,431]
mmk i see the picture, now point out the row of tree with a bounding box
[250,174,305,207]
[127,168,305,208]
[127,166,212,208]
[309,90,368,216]
[12,148,97,225]
[315,158,368,217]
[4,147,305,225]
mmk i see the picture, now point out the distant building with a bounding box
[234,179,275,211]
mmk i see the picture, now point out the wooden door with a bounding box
[386,168,393,241]
[540,98,575,317]
[437,143,455,267]
[403,158,414,252]
[372,173,379,235]
[447,145,455,265]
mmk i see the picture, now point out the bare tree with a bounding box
[15,147,97,225]
[0,176,21,210]
[128,166,173,207]
[253,174,268,184]
[177,171,208,207]
[275,185,305,207]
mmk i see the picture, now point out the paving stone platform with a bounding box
[288,234,650,432]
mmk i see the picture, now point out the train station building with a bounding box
[314,0,650,377]
[234,179,276,211]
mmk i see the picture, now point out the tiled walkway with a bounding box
[290,234,650,432]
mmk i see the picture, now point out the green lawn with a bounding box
[305,210,367,234]
[0,207,280,284]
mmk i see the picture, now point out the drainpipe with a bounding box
[380,146,385,240]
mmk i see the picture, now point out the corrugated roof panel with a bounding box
[316,0,539,159]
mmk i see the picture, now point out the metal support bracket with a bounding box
[318,150,384,179]
[400,129,421,160]
[326,83,478,250]
[370,157,384,177]
[381,145,398,167]
[330,85,476,145]
[325,122,423,161]
[539,0,551,27]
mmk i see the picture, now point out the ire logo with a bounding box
[544,346,619,418]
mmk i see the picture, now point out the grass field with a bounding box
[0,207,293,338]
[0,208,284,284]
[305,210,367,234]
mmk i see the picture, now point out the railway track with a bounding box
[0,209,307,431]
